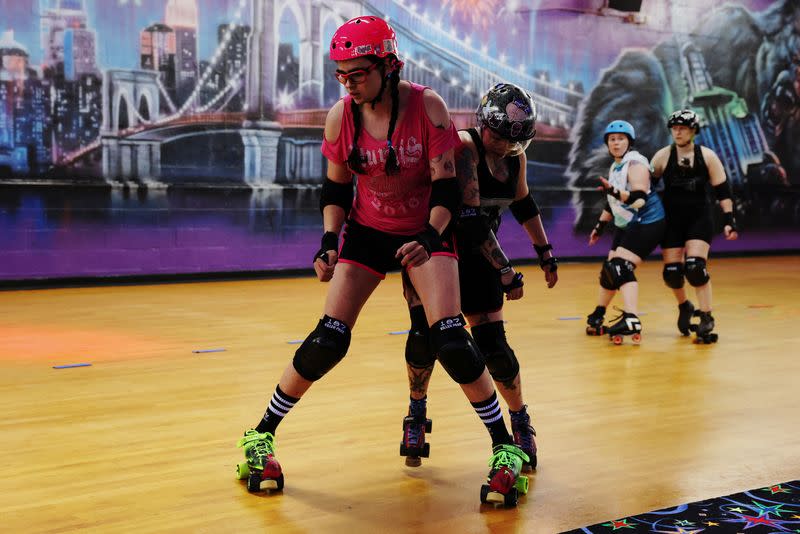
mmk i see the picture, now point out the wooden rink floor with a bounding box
[2,256,799,533]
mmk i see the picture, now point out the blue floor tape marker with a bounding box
[192,348,226,354]
[558,316,581,321]
[388,330,410,335]
[53,363,92,369]
[287,340,304,344]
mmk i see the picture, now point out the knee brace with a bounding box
[292,315,351,381]
[470,321,520,384]
[405,306,435,369]
[600,257,637,290]
[429,315,486,385]
[662,262,685,289]
[685,256,710,286]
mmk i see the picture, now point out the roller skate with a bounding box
[606,310,642,345]
[235,430,284,493]
[510,407,537,472]
[480,444,530,507]
[677,300,695,336]
[693,311,718,344]
[585,307,606,336]
[399,403,432,467]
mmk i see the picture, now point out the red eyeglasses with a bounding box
[334,62,380,85]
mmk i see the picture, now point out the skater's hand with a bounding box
[588,228,601,246]
[597,176,612,192]
[501,267,524,300]
[543,263,558,288]
[724,225,738,240]
[396,240,430,268]
[314,250,338,282]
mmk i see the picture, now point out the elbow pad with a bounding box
[508,193,541,224]
[320,178,353,216]
[429,177,461,219]
[713,181,732,201]
[625,190,647,209]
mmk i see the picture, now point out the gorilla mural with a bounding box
[568,0,800,231]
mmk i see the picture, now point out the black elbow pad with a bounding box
[508,193,540,224]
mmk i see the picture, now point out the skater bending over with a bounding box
[585,120,665,344]
[236,16,526,506]
[651,109,738,343]
[399,83,557,476]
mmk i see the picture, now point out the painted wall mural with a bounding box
[0,0,798,280]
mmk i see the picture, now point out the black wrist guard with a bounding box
[314,231,338,264]
[415,224,442,256]
[723,211,737,232]
[594,220,608,236]
[540,256,558,272]
[501,272,524,293]
[499,264,513,276]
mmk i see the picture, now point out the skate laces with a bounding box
[239,430,276,457]
[489,444,529,469]
[512,419,537,454]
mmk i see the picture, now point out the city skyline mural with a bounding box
[0,0,797,280]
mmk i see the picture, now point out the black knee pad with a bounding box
[600,257,637,290]
[429,315,486,385]
[405,306,435,369]
[292,315,351,381]
[662,262,685,289]
[470,321,520,384]
[685,257,710,286]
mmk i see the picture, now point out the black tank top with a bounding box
[464,128,520,230]
[662,144,712,209]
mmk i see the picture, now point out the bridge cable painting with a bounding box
[0,0,797,280]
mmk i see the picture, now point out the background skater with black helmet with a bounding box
[651,109,739,344]
[399,83,559,474]
[586,120,666,344]
[235,17,529,507]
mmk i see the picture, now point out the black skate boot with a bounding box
[585,306,606,336]
[677,300,695,336]
[400,399,432,467]
[693,311,718,344]
[509,406,537,472]
[606,311,642,345]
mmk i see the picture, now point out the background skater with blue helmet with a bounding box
[585,120,666,344]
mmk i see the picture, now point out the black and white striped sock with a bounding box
[255,385,300,436]
[471,391,512,446]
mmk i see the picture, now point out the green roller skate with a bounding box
[236,430,284,493]
[480,444,530,507]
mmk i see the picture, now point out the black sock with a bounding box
[255,385,300,436]
[471,391,512,446]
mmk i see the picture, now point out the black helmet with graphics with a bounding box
[667,109,701,133]
[476,83,537,143]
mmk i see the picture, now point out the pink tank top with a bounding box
[321,82,459,235]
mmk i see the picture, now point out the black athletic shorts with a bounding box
[338,218,457,278]
[661,207,714,248]
[611,219,666,259]
[457,246,504,315]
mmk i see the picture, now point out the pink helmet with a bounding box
[329,16,402,66]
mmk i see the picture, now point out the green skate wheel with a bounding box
[515,475,529,494]
[236,461,250,479]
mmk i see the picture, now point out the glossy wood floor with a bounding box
[2,256,799,533]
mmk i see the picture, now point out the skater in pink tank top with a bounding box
[235,16,527,506]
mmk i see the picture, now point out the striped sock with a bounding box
[471,391,512,446]
[255,385,300,436]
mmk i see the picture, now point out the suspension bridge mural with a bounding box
[0,0,797,279]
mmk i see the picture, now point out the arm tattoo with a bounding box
[480,230,510,269]
[408,366,434,395]
[444,159,455,174]
[456,150,480,204]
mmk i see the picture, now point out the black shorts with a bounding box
[661,207,714,248]
[458,247,504,315]
[611,219,666,259]
[338,219,457,278]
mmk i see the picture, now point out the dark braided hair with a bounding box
[345,57,402,175]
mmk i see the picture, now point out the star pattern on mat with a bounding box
[724,512,790,530]
[764,484,792,495]
[752,502,789,517]
[602,519,635,530]
[704,521,719,526]
[674,520,694,526]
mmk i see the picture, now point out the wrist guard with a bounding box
[314,231,339,264]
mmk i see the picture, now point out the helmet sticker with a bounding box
[355,44,373,55]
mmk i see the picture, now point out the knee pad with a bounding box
[685,256,710,286]
[429,315,486,385]
[292,315,351,381]
[600,257,637,290]
[662,262,685,289]
[470,321,520,384]
[405,306,435,369]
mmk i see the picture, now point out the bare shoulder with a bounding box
[324,99,345,143]
[421,88,451,128]
[700,145,721,164]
